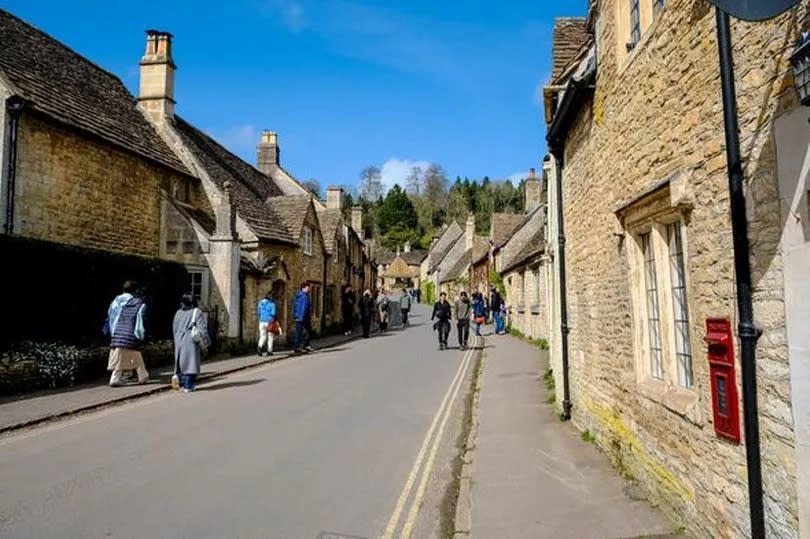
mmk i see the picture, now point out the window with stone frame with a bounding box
[303,227,313,256]
[628,215,695,391]
[186,267,208,306]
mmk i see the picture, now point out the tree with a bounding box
[406,166,423,195]
[376,184,418,237]
[301,178,321,199]
[359,166,383,201]
[422,163,448,228]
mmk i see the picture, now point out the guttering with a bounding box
[3,95,25,235]
[545,67,595,422]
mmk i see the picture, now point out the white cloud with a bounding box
[380,158,432,194]
[261,0,306,32]
[506,170,528,184]
[205,124,260,157]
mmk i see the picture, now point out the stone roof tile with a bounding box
[0,9,189,175]
[551,18,589,84]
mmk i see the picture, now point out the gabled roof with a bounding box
[0,9,189,176]
[472,235,489,264]
[171,117,295,244]
[401,250,428,265]
[376,248,397,266]
[551,18,589,85]
[383,256,415,279]
[266,195,313,241]
[428,222,464,269]
[492,213,525,249]
[317,208,344,255]
[501,228,545,274]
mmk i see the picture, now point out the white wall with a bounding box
[775,106,810,536]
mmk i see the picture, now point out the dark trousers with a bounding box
[294,320,311,350]
[401,308,409,325]
[182,373,197,391]
[342,310,353,333]
[436,320,450,346]
[457,319,470,347]
[361,316,372,338]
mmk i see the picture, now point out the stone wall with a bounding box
[503,261,550,341]
[556,1,805,537]
[14,114,184,256]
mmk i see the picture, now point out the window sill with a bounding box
[530,305,541,314]
[637,379,703,425]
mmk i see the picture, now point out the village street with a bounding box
[0,306,474,539]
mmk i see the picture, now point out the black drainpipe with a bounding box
[715,10,764,537]
[4,96,25,235]
[551,148,572,421]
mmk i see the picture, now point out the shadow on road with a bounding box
[198,379,266,391]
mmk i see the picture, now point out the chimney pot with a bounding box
[351,206,364,239]
[529,167,536,178]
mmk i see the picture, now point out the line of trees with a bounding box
[340,164,526,250]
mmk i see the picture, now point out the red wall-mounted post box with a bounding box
[705,318,740,443]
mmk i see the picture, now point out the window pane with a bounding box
[668,222,693,388]
[630,0,641,45]
[642,233,664,380]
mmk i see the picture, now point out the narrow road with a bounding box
[0,305,473,539]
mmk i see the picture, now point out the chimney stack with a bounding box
[404,241,411,253]
[138,30,176,124]
[466,214,475,250]
[257,130,279,174]
[523,167,542,213]
[351,206,364,239]
[326,186,344,211]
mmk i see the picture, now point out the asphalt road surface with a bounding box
[0,305,475,539]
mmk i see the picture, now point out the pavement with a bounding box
[0,331,360,434]
[0,305,475,539]
[464,333,678,539]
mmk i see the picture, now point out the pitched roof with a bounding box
[441,249,471,283]
[401,250,428,265]
[491,213,525,248]
[551,18,589,84]
[376,248,397,265]
[501,228,545,274]
[266,195,313,241]
[383,256,415,279]
[0,10,189,176]
[317,209,343,255]
[428,222,463,269]
[171,117,295,244]
[472,235,489,264]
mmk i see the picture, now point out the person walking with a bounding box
[490,286,506,335]
[171,294,209,392]
[341,285,355,335]
[105,281,150,387]
[431,292,452,350]
[257,291,277,356]
[472,292,488,338]
[454,291,472,350]
[377,289,390,332]
[360,289,375,338]
[399,288,412,326]
[293,283,313,353]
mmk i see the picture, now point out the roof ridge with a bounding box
[0,9,129,90]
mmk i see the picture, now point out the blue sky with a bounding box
[6,0,586,192]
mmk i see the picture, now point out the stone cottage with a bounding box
[470,211,523,295]
[434,215,489,298]
[543,3,809,537]
[493,168,549,341]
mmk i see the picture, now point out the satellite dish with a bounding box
[706,0,800,21]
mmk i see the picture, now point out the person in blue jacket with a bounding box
[293,283,313,353]
[257,291,277,356]
[472,292,488,337]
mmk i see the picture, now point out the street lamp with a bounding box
[791,32,810,106]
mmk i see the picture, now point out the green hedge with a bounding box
[0,235,189,350]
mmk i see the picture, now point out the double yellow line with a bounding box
[382,336,478,538]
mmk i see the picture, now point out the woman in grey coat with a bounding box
[172,294,209,392]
